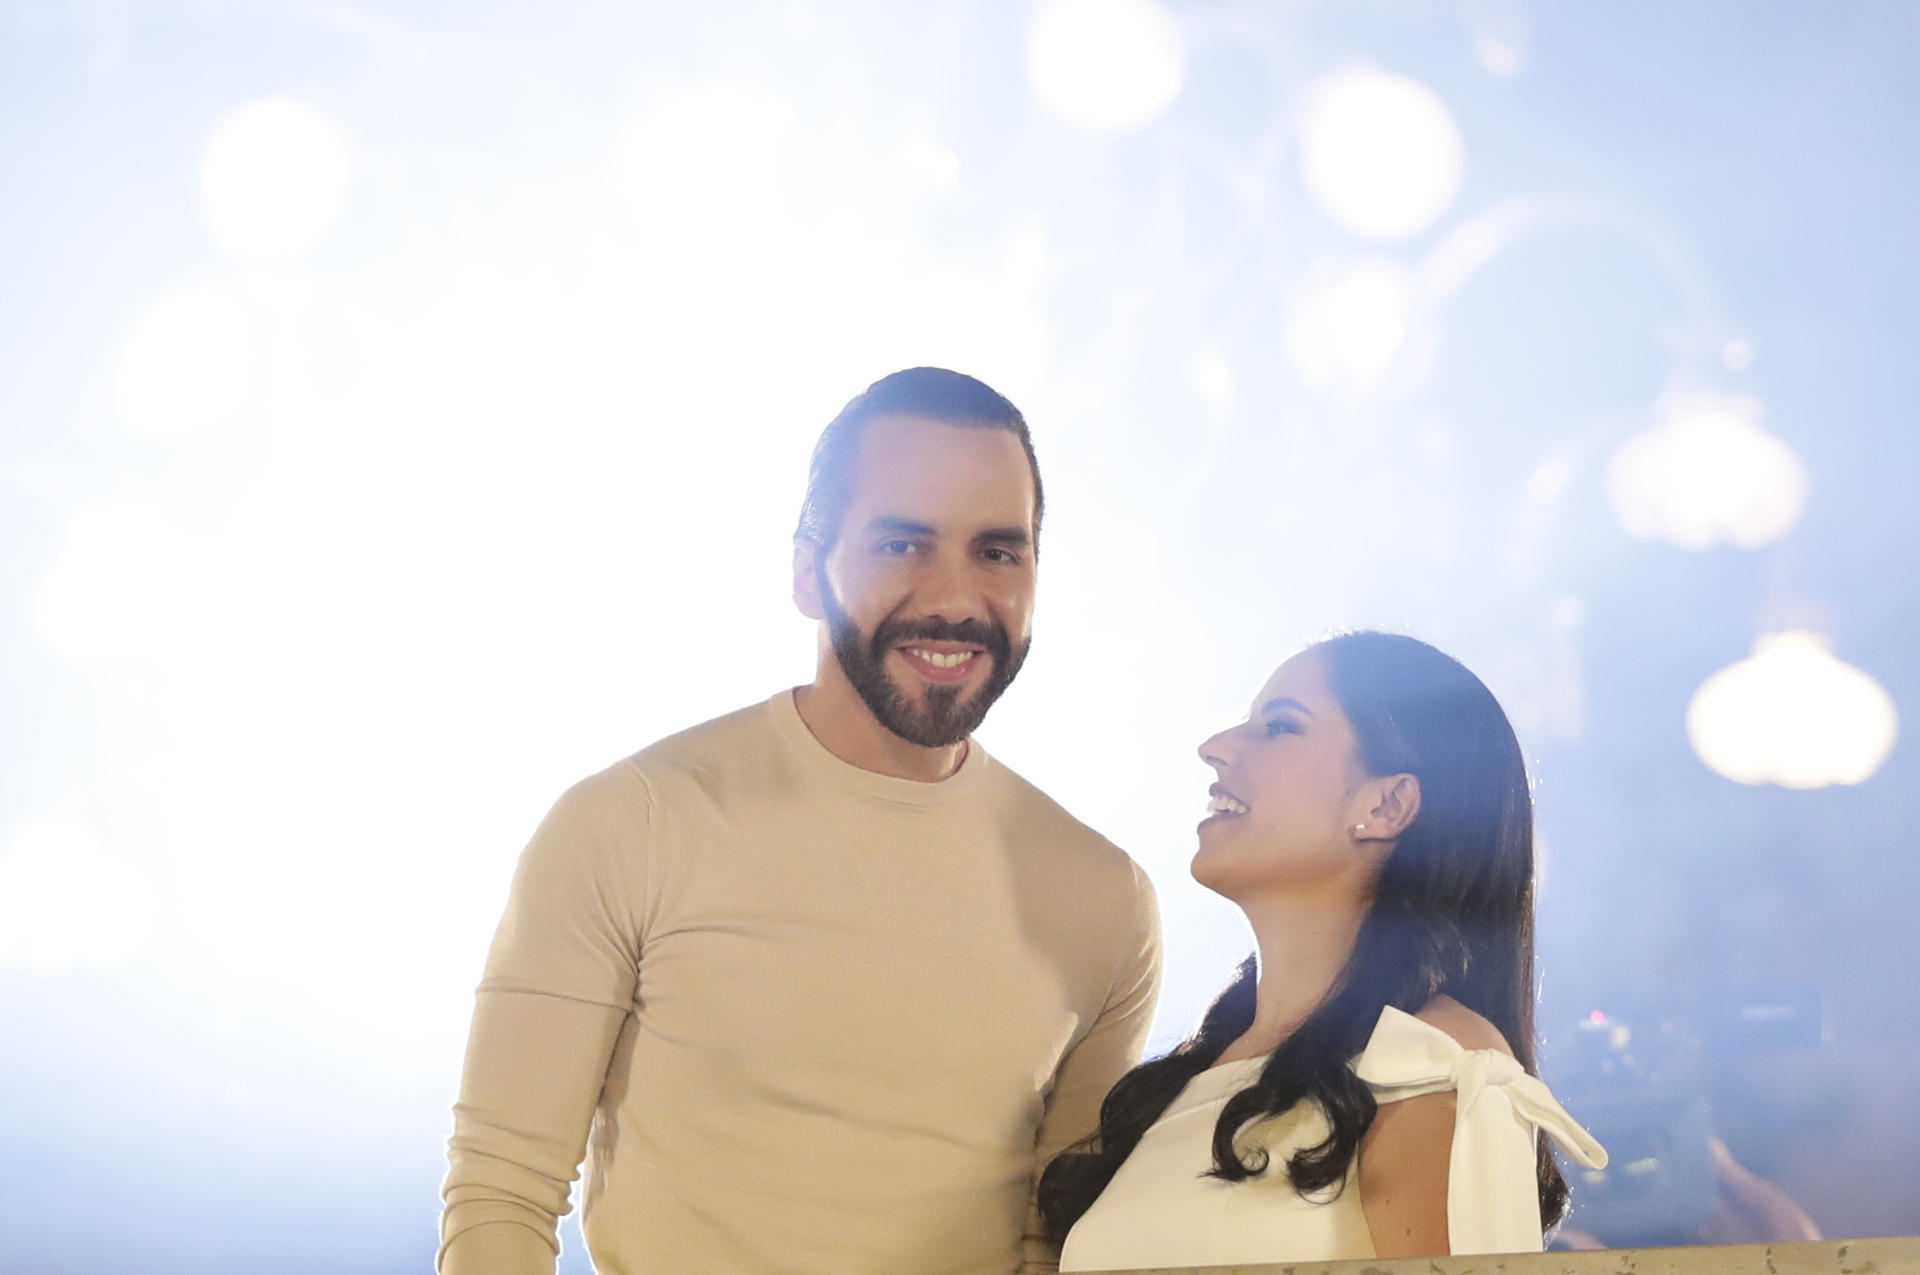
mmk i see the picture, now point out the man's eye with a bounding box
[879,539,918,556]
[981,546,1019,564]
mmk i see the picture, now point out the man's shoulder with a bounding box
[626,695,781,772]
[980,754,1161,976]
[980,754,1143,877]
[560,695,785,810]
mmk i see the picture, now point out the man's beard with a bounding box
[819,577,1029,749]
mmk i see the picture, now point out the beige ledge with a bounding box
[1077,1235,1920,1275]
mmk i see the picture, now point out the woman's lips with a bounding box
[1200,783,1249,828]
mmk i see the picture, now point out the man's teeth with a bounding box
[908,648,976,669]
[1207,794,1249,816]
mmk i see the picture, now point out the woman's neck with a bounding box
[1216,890,1372,1066]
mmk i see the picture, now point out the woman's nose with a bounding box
[1197,727,1233,768]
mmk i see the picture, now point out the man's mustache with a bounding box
[870,616,1012,662]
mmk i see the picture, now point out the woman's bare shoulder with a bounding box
[1412,994,1516,1057]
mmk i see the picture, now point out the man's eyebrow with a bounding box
[1258,696,1315,718]
[974,526,1033,548]
[864,516,937,537]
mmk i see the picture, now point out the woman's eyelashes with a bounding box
[1263,717,1302,738]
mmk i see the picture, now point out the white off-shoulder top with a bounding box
[1060,1006,1609,1271]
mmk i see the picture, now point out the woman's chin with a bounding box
[1188,844,1238,897]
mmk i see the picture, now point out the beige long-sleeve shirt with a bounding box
[440,690,1162,1275]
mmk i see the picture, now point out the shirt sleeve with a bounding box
[1020,859,1164,1274]
[438,769,650,1275]
[1442,1054,1554,1254]
[1355,1009,1609,1257]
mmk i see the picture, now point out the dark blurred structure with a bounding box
[1555,991,1827,1247]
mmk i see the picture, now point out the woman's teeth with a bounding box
[1207,794,1249,816]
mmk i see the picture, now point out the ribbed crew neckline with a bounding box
[766,688,988,806]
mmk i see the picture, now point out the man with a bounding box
[439,367,1161,1274]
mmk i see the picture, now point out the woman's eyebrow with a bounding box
[1258,696,1315,718]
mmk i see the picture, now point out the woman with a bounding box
[1040,632,1606,1269]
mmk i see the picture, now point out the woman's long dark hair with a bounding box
[1039,631,1569,1242]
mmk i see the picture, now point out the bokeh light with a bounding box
[1475,36,1524,79]
[1688,632,1899,788]
[31,498,224,668]
[1282,256,1418,406]
[1606,392,1809,550]
[611,83,799,238]
[1026,0,1185,136]
[1298,69,1464,242]
[113,284,258,442]
[197,96,352,261]
[0,819,154,974]
[1185,342,1236,412]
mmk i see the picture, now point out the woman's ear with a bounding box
[1354,773,1422,843]
[792,538,826,620]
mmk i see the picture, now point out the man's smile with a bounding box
[895,641,987,682]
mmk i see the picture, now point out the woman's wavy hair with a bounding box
[1038,631,1569,1241]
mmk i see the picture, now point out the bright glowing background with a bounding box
[4,3,1919,1270]
[1298,68,1465,242]
[1027,0,1186,135]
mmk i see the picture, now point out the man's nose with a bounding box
[913,547,986,622]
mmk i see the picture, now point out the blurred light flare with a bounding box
[198,96,352,261]
[1606,392,1808,550]
[25,112,1064,1066]
[1283,256,1417,406]
[1688,632,1899,789]
[1298,70,1464,242]
[612,84,798,234]
[1026,0,1185,136]
[1475,36,1524,78]
[114,283,259,442]
[31,498,226,668]
[1527,456,1575,504]
[1185,343,1236,412]
[0,818,155,974]
[901,137,962,191]
[602,83,1017,388]
[1549,594,1588,631]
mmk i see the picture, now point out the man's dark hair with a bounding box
[794,367,1044,551]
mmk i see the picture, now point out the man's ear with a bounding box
[1354,773,1422,843]
[792,538,826,620]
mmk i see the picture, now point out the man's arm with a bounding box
[1020,860,1163,1274]
[439,772,648,1275]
